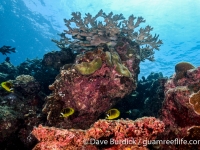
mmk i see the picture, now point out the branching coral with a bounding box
[52,10,162,61]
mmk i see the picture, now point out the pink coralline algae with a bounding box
[32,117,165,150]
[42,48,137,129]
[159,66,200,149]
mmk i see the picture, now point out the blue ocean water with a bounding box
[1,0,200,78]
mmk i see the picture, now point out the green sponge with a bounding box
[74,57,102,75]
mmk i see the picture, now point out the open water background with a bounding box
[0,0,200,78]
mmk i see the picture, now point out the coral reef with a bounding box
[0,75,45,149]
[113,72,167,120]
[0,57,60,149]
[32,117,165,150]
[0,61,17,83]
[0,106,19,142]
[159,66,200,149]
[16,58,59,94]
[137,72,167,118]
[42,48,136,129]
[42,48,75,70]
[43,10,162,129]
[8,75,41,98]
[0,10,163,149]
[0,45,16,55]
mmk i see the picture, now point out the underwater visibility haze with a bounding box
[1,0,200,77]
[1,0,200,150]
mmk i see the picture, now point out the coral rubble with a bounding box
[159,66,200,149]
[32,117,165,150]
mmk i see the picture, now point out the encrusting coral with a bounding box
[42,10,163,129]
[189,90,200,115]
[181,126,200,150]
[32,117,165,150]
[159,66,200,149]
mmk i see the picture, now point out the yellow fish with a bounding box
[1,81,14,92]
[60,107,75,118]
[105,108,120,120]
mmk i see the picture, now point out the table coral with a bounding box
[52,10,162,61]
[159,66,200,149]
[32,117,165,150]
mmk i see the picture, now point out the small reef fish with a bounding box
[125,109,140,117]
[126,110,132,114]
[131,91,139,97]
[1,81,14,92]
[105,108,120,120]
[60,107,75,118]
